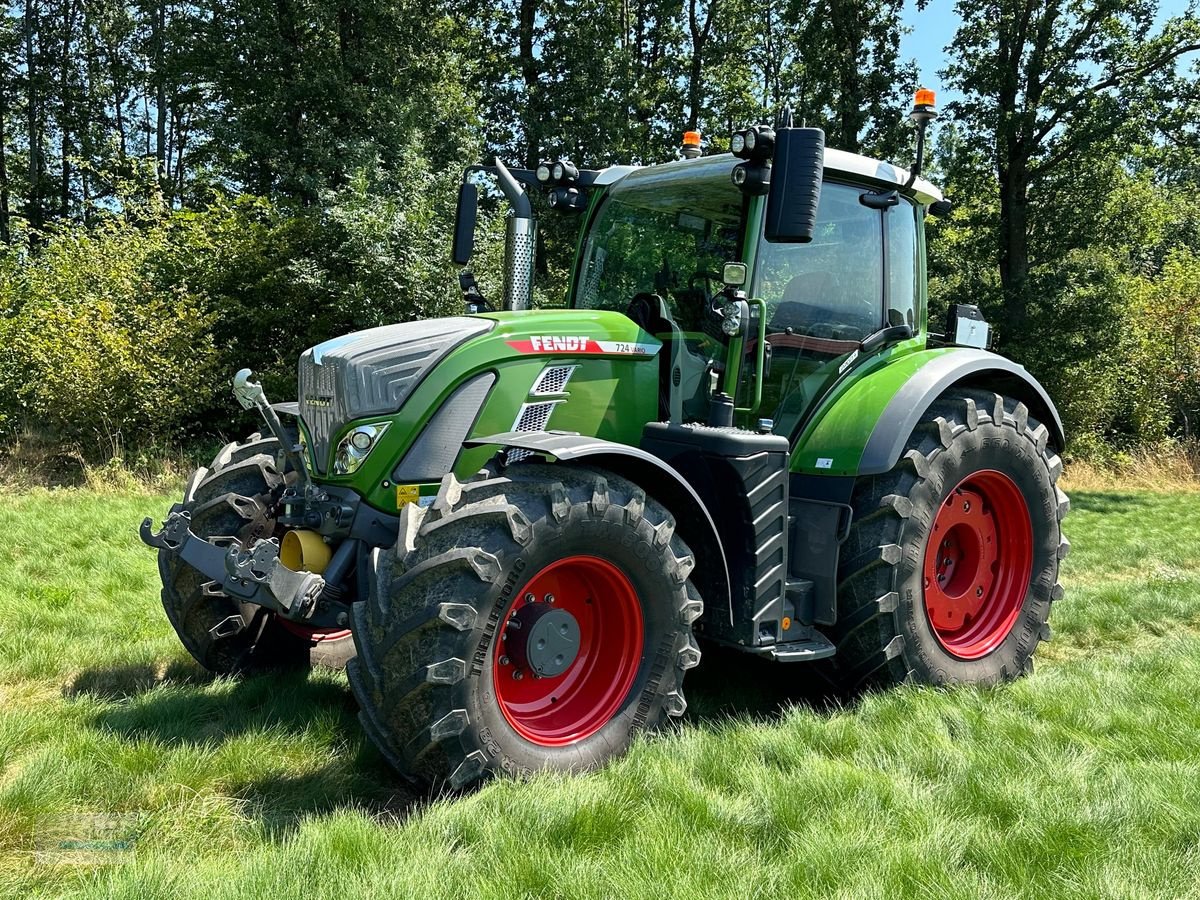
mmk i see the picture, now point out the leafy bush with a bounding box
[0,149,503,459]
[0,216,217,455]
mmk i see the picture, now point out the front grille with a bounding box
[297,317,494,473]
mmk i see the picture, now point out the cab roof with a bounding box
[594,148,944,206]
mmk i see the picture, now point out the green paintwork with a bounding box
[319,308,661,513]
[789,342,961,475]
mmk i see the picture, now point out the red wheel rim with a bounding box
[277,620,352,642]
[494,556,644,746]
[922,469,1033,660]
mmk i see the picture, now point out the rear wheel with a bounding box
[831,390,1069,690]
[347,464,703,789]
[156,433,355,674]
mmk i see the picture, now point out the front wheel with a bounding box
[347,464,703,789]
[831,389,1070,691]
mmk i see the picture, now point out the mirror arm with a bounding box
[860,324,914,354]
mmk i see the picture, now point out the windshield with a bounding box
[573,159,743,331]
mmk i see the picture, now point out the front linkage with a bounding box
[140,509,328,628]
[140,371,392,640]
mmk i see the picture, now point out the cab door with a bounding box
[741,180,922,439]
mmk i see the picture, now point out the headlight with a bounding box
[298,430,313,473]
[721,301,743,336]
[731,132,746,155]
[333,422,390,475]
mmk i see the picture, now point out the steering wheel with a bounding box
[688,270,723,295]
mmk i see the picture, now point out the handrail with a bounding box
[735,297,769,415]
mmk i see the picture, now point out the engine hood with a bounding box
[298,317,495,474]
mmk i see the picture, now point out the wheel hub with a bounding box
[922,469,1034,660]
[493,555,644,746]
[505,603,581,678]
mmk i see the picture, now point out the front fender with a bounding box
[793,348,1065,477]
[466,431,732,626]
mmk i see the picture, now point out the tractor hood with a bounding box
[297,309,663,483]
[298,317,494,474]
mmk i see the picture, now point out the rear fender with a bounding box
[466,431,732,626]
[792,348,1065,476]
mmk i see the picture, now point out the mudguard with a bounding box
[465,430,732,625]
[793,347,1065,477]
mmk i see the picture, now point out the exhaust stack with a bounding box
[494,157,536,311]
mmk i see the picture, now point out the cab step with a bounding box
[742,628,837,662]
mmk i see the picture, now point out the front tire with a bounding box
[347,464,703,789]
[157,433,356,674]
[831,389,1070,691]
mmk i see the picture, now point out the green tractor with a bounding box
[142,92,1069,788]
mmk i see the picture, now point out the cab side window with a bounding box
[755,181,884,342]
[886,199,919,330]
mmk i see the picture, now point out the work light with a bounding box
[552,160,578,183]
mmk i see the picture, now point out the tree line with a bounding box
[0,0,1197,461]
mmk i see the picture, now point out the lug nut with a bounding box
[976,586,984,597]
[544,593,555,604]
[499,655,510,666]
[524,592,535,604]
[512,670,523,680]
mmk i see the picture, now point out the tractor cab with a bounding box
[566,149,937,441]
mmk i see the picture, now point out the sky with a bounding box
[899,0,1198,104]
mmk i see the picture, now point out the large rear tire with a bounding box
[831,389,1069,691]
[347,464,703,789]
[157,433,356,674]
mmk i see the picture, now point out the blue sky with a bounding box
[900,0,1197,101]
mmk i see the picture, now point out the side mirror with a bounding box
[452,181,478,266]
[764,127,824,243]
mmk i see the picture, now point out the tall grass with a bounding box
[0,487,1197,898]
[1062,440,1200,493]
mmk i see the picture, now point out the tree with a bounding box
[943,0,1200,337]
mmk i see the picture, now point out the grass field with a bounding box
[0,486,1199,898]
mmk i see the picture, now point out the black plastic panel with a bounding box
[392,372,496,482]
[641,422,790,646]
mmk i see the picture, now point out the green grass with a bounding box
[1,488,1199,898]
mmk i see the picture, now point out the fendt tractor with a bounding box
[142,90,1070,789]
